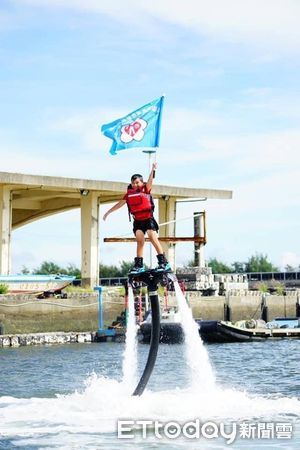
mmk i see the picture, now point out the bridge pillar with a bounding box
[0,186,12,275]
[158,196,176,269]
[80,192,99,288]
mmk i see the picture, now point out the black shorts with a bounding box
[133,217,159,235]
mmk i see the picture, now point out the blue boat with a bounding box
[0,274,75,294]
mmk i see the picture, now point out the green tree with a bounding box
[208,258,232,274]
[21,265,30,275]
[245,253,278,273]
[99,263,120,278]
[65,263,81,278]
[99,260,149,278]
[117,260,149,276]
[32,261,81,276]
[118,260,133,276]
[231,261,246,273]
[33,261,62,274]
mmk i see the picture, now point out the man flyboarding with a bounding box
[103,162,171,274]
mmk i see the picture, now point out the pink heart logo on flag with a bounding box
[120,118,147,143]
[124,121,141,137]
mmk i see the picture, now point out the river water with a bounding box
[1,338,299,449]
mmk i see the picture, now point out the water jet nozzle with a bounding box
[127,269,176,396]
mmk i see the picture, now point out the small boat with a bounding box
[139,311,300,344]
[139,307,186,344]
[198,317,300,343]
[0,274,76,295]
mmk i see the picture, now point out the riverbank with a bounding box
[0,290,123,335]
[0,331,96,347]
[0,290,299,336]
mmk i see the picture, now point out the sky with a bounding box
[1,0,300,272]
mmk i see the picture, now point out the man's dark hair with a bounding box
[131,173,143,182]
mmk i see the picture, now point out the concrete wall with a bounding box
[0,291,299,334]
[0,292,125,334]
[166,292,299,322]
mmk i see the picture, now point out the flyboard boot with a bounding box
[155,253,172,272]
[129,256,145,274]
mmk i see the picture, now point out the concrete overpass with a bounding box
[0,171,232,287]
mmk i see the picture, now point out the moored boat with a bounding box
[139,307,185,344]
[139,312,300,344]
[0,274,75,294]
[198,317,300,343]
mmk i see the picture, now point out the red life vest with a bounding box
[126,185,154,221]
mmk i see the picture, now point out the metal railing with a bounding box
[71,271,300,288]
[246,271,300,282]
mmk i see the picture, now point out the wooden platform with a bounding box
[104,236,206,243]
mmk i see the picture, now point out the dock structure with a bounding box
[0,171,232,288]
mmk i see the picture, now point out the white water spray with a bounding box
[121,285,137,392]
[2,279,300,448]
[174,281,216,390]
[1,375,300,446]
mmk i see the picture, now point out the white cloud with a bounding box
[210,129,300,171]
[0,105,152,181]
[234,88,300,122]
[157,127,300,194]
[14,0,148,28]
[3,102,300,191]
[15,0,300,51]
[144,0,300,49]
[164,107,219,134]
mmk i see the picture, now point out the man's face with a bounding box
[132,178,143,189]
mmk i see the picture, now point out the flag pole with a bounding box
[141,95,164,266]
[143,149,157,268]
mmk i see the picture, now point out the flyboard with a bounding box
[128,268,177,396]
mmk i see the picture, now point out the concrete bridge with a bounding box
[0,171,232,287]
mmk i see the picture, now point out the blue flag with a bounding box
[101,96,164,155]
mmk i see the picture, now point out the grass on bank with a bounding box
[0,284,8,294]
